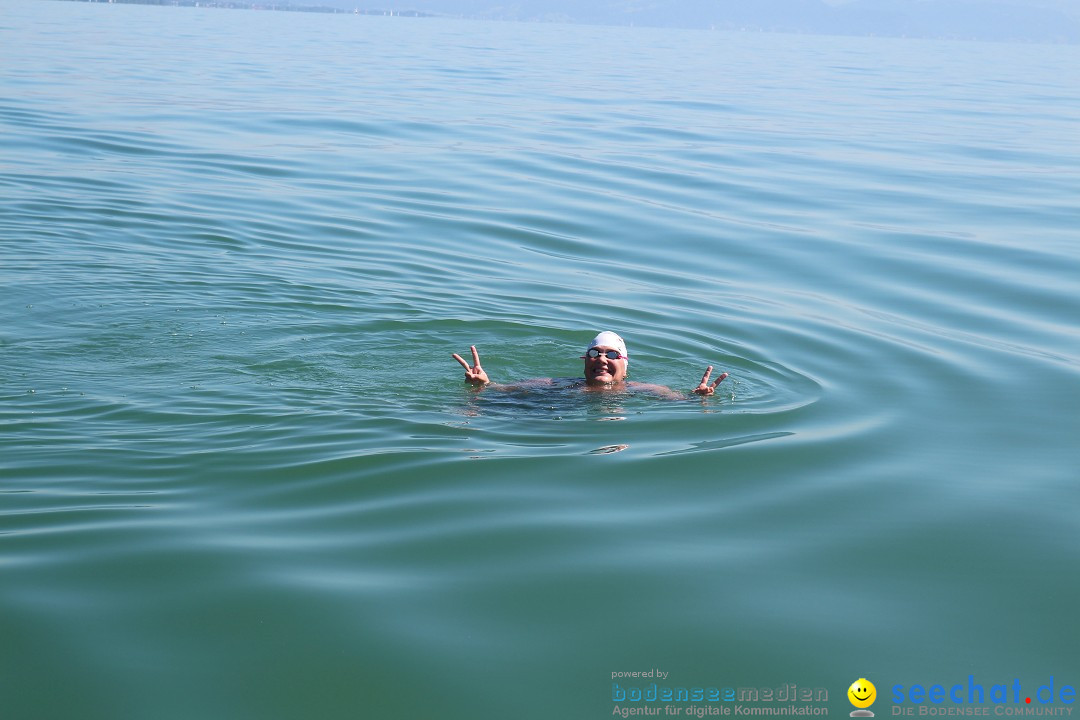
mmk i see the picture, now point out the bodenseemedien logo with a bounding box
[849,678,877,717]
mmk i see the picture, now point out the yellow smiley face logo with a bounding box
[848,679,877,709]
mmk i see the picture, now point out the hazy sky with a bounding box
[320,0,1080,43]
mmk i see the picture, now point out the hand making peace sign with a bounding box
[693,366,729,395]
[451,345,491,385]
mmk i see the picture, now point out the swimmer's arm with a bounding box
[504,378,555,388]
[451,346,555,389]
[482,377,556,392]
[628,366,728,400]
[627,382,686,400]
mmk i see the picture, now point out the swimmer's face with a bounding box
[584,345,628,385]
[848,679,876,709]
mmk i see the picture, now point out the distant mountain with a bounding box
[306,0,1080,42]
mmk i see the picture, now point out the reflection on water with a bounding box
[653,431,795,456]
[589,444,631,454]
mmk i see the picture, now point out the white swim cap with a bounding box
[587,331,628,362]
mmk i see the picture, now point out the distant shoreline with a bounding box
[55,0,435,17]
[50,0,1079,44]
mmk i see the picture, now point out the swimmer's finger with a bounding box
[452,353,471,370]
[710,372,729,388]
[470,345,481,368]
[700,366,713,386]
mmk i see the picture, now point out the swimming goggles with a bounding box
[582,349,627,360]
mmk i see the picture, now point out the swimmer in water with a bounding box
[451,331,728,400]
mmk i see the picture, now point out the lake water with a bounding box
[2,2,1079,718]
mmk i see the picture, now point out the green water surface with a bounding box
[2,2,1079,719]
